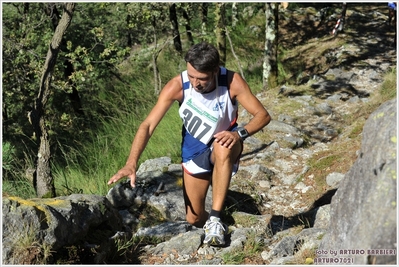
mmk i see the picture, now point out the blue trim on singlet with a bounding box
[180,67,235,163]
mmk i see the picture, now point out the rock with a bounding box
[313,205,331,229]
[2,194,123,264]
[265,120,302,135]
[269,235,298,258]
[318,99,397,265]
[145,229,203,259]
[134,221,194,240]
[325,172,345,188]
[106,157,212,222]
[315,102,333,115]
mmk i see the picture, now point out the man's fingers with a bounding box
[108,171,127,185]
[109,166,137,187]
[125,175,136,188]
[107,175,120,185]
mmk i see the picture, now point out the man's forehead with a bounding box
[187,67,212,79]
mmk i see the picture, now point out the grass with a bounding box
[231,212,260,228]
[51,102,182,196]
[2,49,184,198]
[51,54,184,196]
[2,17,271,199]
[222,231,265,265]
[114,235,163,259]
[300,66,397,206]
[2,142,16,172]
[7,221,54,264]
[2,147,37,198]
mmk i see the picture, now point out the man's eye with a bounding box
[188,75,209,81]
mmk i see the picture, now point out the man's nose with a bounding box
[192,78,200,86]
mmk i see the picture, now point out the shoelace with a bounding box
[204,220,225,234]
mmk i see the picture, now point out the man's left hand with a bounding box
[213,131,241,149]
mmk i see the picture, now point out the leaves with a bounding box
[2,2,265,195]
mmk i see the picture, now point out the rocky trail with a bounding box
[130,3,396,265]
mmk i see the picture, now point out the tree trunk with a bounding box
[200,3,209,38]
[181,5,194,46]
[45,3,84,117]
[225,27,244,80]
[169,3,182,53]
[31,3,75,198]
[231,2,238,28]
[262,3,279,89]
[215,3,226,66]
[152,17,160,95]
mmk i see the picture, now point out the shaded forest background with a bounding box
[2,2,393,199]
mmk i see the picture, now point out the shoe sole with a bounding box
[203,236,225,246]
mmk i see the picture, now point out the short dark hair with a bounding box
[184,42,220,73]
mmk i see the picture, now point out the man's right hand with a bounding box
[108,166,137,188]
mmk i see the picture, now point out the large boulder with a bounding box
[318,99,397,264]
[2,194,123,264]
[106,157,213,222]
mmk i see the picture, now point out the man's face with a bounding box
[186,63,216,94]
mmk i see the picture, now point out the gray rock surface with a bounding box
[318,99,397,265]
[2,194,123,264]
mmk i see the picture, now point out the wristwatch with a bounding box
[235,127,249,140]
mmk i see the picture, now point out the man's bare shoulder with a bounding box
[227,70,249,97]
[160,74,184,102]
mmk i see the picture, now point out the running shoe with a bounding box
[203,216,228,246]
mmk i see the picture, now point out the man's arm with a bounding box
[231,72,271,136]
[108,75,183,187]
[213,71,271,149]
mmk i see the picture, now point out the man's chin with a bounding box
[194,88,205,93]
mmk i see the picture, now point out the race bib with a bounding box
[179,97,219,144]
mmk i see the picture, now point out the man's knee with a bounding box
[212,140,242,163]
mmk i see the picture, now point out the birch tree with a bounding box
[263,3,279,89]
[30,3,75,197]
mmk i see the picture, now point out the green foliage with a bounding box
[7,2,389,200]
[2,142,37,199]
[2,142,16,171]
[222,251,247,264]
[3,3,50,154]
[4,2,216,197]
[2,178,37,199]
[50,45,184,195]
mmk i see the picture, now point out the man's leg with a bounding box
[202,140,242,246]
[210,140,243,212]
[182,172,211,228]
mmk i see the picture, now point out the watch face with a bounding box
[238,129,248,137]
